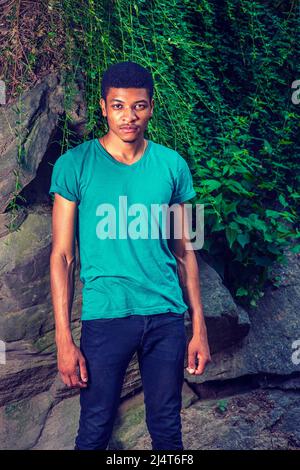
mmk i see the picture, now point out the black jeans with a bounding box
[74,312,187,450]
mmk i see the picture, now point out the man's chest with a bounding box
[78,166,176,240]
[80,166,174,207]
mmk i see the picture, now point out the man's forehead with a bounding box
[107,88,149,102]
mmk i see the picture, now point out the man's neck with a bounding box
[100,132,147,164]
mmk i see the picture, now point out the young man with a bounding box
[49,61,211,451]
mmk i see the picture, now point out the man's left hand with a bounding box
[186,336,212,375]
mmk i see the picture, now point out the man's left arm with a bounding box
[168,202,212,375]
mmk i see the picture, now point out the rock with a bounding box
[181,381,200,408]
[4,383,300,449]
[268,250,300,288]
[109,392,147,450]
[0,208,28,239]
[132,388,300,450]
[0,209,82,405]
[65,71,88,137]
[257,374,300,390]
[0,208,81,332]
[185,254,250,354]
[31,394,80,450]
[110,382,199,451]
[0,209,53,314]
[0,391,54,449]
[29,378,200,450]
[0,70,88,219]
[0,73,64,214]
[0,341,57,407]
[185,250,300,385]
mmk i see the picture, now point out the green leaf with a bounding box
[265,209,282,219]
[278,194,288,207]
[263,139,272,154]
[225,227,238,248]
[237,232,250,247]
[236,287,248,297]
[203,180,222,192]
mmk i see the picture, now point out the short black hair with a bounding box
[101,61,154,103]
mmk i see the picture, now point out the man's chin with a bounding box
[118,133,141,143]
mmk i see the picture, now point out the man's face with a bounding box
[99,87,154,141]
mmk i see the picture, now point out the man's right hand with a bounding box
[57,342,88,388]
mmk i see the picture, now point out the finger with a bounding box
[194,360,205,375]
[77,376,88,388]
[194,354,209,375]
[79,358,88,383]
[72,370,88,388]
[61,373,72,388]
[78,381,88,388]
[186,352,196,374]
[69,373,81,388]
[69,373,79,387]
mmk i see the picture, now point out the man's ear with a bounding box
[99,98,107,117]
[150,99,154,117]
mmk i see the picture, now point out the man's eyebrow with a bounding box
[110,98,148,104]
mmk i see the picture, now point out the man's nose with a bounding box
[122,106,137,120]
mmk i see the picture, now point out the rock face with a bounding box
[0,73,299,450]
[192,252,250,354]
[0,74,64,214]
[185,251,300,388]
[131,387,300,450]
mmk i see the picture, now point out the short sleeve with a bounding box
[49,151,80,202]
[170,155,196,204]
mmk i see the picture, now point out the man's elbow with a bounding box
[171,243,188,264]
[50,249,76,267]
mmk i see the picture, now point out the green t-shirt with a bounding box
[49,138,196,320]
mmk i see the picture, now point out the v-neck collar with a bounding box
[95,138,152,168]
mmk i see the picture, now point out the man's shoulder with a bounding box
[150,140,182,162]
[151,140,177,155]
[64,138,95,158]
[56,138,95,166]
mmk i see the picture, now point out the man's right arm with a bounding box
[50,193,88,388]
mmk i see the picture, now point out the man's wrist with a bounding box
[192,324,208,338]
[188,308,208,338]
[55,329,74,347]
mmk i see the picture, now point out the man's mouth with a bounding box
[120,126,138,133]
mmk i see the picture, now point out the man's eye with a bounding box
[112,104,146,110]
